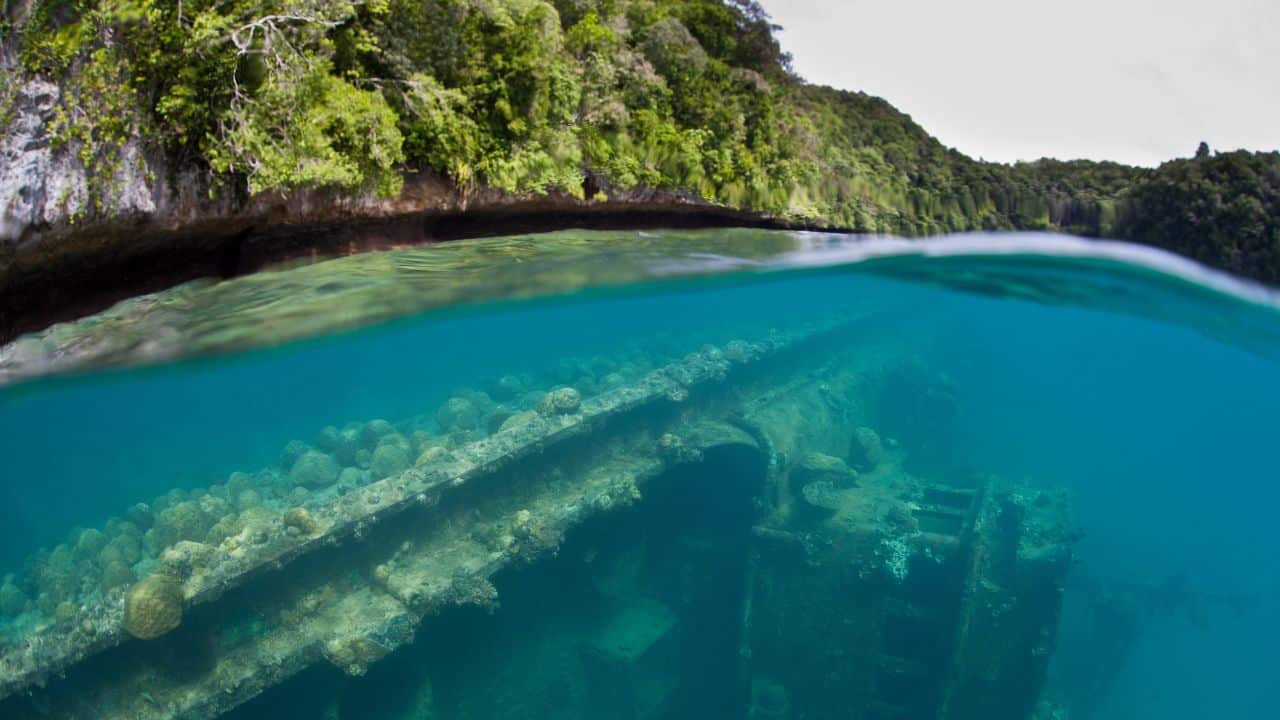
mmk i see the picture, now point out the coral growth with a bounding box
[512,509,562,557]
[283,508,320,537]
[0,329,732,684]
[290,450,341,488]
[795,452,859,488]
[539,387,582,415]
[436,397,479,431]
[145,501,214,555]
[498,410,540,434]
[851,427,883,470]
[323,635,391,676]
[878,536,913,582]
[0,582,27,617]
[122,574,183,640]
[493,374,527,401]
[99,561,135,593]
[658,433,702,464]
[362,420,397,446]
[370,443,411,480]
[157,541,216,581]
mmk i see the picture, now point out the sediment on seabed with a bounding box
[0,313,1076,720]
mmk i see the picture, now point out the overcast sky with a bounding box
[763,0,1279,167]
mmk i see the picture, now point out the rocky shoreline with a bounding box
[1,71,811,344]
[0,167,800,345]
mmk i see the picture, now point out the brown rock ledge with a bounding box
[0,174,810,345]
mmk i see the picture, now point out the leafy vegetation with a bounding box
[5,0,1278,281]
[1113,150,1280,283]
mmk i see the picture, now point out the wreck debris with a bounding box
[736,361,1075,720]
[0,318,853,718]
[0,313,1079,720]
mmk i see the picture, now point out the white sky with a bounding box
[763,0,1280,167]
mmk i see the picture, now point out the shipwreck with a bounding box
[0,314,1075,719]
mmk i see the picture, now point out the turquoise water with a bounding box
[0,230,1277,719]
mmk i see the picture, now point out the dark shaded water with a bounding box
[0,230,1276,719]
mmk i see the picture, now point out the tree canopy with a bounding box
[6,0,1278,281]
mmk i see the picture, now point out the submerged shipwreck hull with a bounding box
[0,316,1075,720]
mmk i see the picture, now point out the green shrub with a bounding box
[209,65,405,197]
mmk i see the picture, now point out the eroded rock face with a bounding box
[0,77,159,244]
[122,574,183,640]
[0,78,60,242]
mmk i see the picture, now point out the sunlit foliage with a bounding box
[10,0,1279,282]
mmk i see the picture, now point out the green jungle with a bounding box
[4,0,1278,280]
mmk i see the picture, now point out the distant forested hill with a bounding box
[1112,148,1280,282]
[3,0,1278,281]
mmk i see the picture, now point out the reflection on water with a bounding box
[0,230,1277,720]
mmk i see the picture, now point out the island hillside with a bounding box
[1,0,1278,340]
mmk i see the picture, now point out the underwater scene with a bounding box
[0,229,1277,720]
